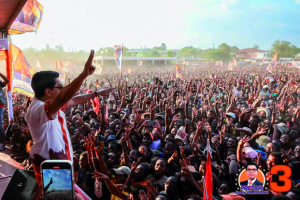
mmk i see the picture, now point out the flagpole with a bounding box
[121,43,123,80]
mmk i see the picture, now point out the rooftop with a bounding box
[237,48,264,53]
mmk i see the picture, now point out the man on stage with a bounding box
[25,50,112,199]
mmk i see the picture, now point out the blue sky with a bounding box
[10,0,300,52]
[42,169,72,191]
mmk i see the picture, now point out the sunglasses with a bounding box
[52,85,64,90]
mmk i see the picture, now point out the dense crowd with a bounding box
[1,62,300,200]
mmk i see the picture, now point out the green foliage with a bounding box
[218,43,230,60]
[142,49,161,57]
[290,45,300,57]
[22,45,89,72]
[271,40,293,58]
[253,44,260,49]
[166,50,173,57]
[230,46,239,56]
[178,46,201,58]
[152,43,167,50]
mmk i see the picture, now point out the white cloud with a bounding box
[221,0,236,11]
[295,0,300,5]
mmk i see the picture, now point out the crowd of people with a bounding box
[1,60,300,200]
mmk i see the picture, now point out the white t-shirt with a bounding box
[25,98,73,167]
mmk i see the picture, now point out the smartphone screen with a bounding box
[42,161,74,200]
[146,121,156,126]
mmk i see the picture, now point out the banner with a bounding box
[10,43,35,97]
[93,62,103,74]
[228,62,233,71]
[9,0,44,35]
[0,39,9,60]
[175,64,182,78]
[114,45,123,71]
[233,57,237,66]
[64,61,72,72]
[267,52,277,72]
[292,60,299,69]
[56,60,66,82]
[251,53,257,63]
[259,58,265,66]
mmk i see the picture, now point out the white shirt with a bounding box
[248,178,256,186]
[25,98,73,167]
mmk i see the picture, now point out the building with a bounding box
[94,56,177,67]
[255,51,273,61]
[236,48,264,61]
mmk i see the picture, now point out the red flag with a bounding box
[203,140,213,200]
[87,90,100,114]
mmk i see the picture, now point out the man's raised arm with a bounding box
[48,50,95,116]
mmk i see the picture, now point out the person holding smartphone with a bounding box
[25,50,113,198]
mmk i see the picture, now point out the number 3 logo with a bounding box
[269,165,292,192]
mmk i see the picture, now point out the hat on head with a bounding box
[263,85,269,89]
[112,166,131,176]
[174,134,185,145]
[243,147,258,159]
[226,112,235,119]
[141,112,151,120]
[155,115,165,120]
[256,107,271,118]
[277,122,289,134]
[105,135,116,143]
[255,135,270,147]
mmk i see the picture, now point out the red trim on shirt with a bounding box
[61,103,67,112]
[0,104,4,108]
[44,100,54,120]
[58,112,71,161]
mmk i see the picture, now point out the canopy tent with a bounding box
[0,0,27,32]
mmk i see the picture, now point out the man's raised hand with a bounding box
[82,50,96,77]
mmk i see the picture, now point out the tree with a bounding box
[178,46,201,58]
[202,49,222,61]
[230,46,239,56]
[166,50,173,57]
[142,49,161,57]
[218,43,230,60]
[271,40,291,58]
[96,47,114,56]
[152,43,167,50]
[253,44,260,49]
[290,45,300,57]
[160,43,167,50]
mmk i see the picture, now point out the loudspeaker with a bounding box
[2,169,39,200]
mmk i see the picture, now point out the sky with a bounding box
[42,169,72,191]
[10,0,300,52]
